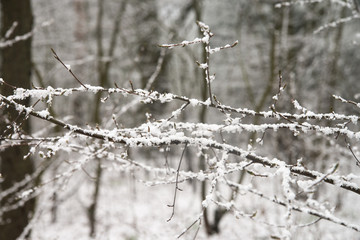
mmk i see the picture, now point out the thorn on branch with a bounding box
[129,80,134,92]
[213,95,220,105]
[31,82,40,89]
[112,114,120,129]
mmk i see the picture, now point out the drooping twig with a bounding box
[167,144,187,222]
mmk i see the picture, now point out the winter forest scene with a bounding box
[1,0,360,239]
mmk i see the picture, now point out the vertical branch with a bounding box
[87,0,104,237]
[88,158,102,238]
[255,29,277,113]
[73,0,89,125]
[192,0,214,236]
[89,0,127,237]
[327,7,346,112]
[198,23,213,105]
[248,12,279,143]
[93,0,105,124]
[104,0,128,76]
[193,0,208,123]
[167,144,187,222]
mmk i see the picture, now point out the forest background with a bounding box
[0,0,360,239]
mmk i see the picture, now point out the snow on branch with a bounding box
[0,19,53,48]
[1,93,360,196]
[1,20,360,238]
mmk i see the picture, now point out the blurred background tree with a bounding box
[1,0,360,239]
[0,0,35,239]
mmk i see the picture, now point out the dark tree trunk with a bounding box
[0,0,35,239]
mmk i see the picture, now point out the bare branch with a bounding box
[50,48,88,89]
[167,144,187,222]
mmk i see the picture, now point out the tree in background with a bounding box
[0,0,35,239]
[1,1,360,239]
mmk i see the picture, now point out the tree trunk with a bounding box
[0,0,35,239]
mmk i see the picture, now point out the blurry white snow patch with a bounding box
[64,64,71,71]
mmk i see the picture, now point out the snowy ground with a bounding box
[29,163,360,240]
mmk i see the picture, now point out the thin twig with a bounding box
[0,78,16,89]
[176,216,201,238]
[1,99,40,138]
[297,162,339,196]
[51,48,88,89]
[167,144,187,222]
[209,40,238,54]
[271,70,286,111]
[333,94,360,109]
[345,138,360,167]
[227,180,360,232]
[167,102,190,121]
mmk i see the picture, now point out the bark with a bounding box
[0,0,35,239]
